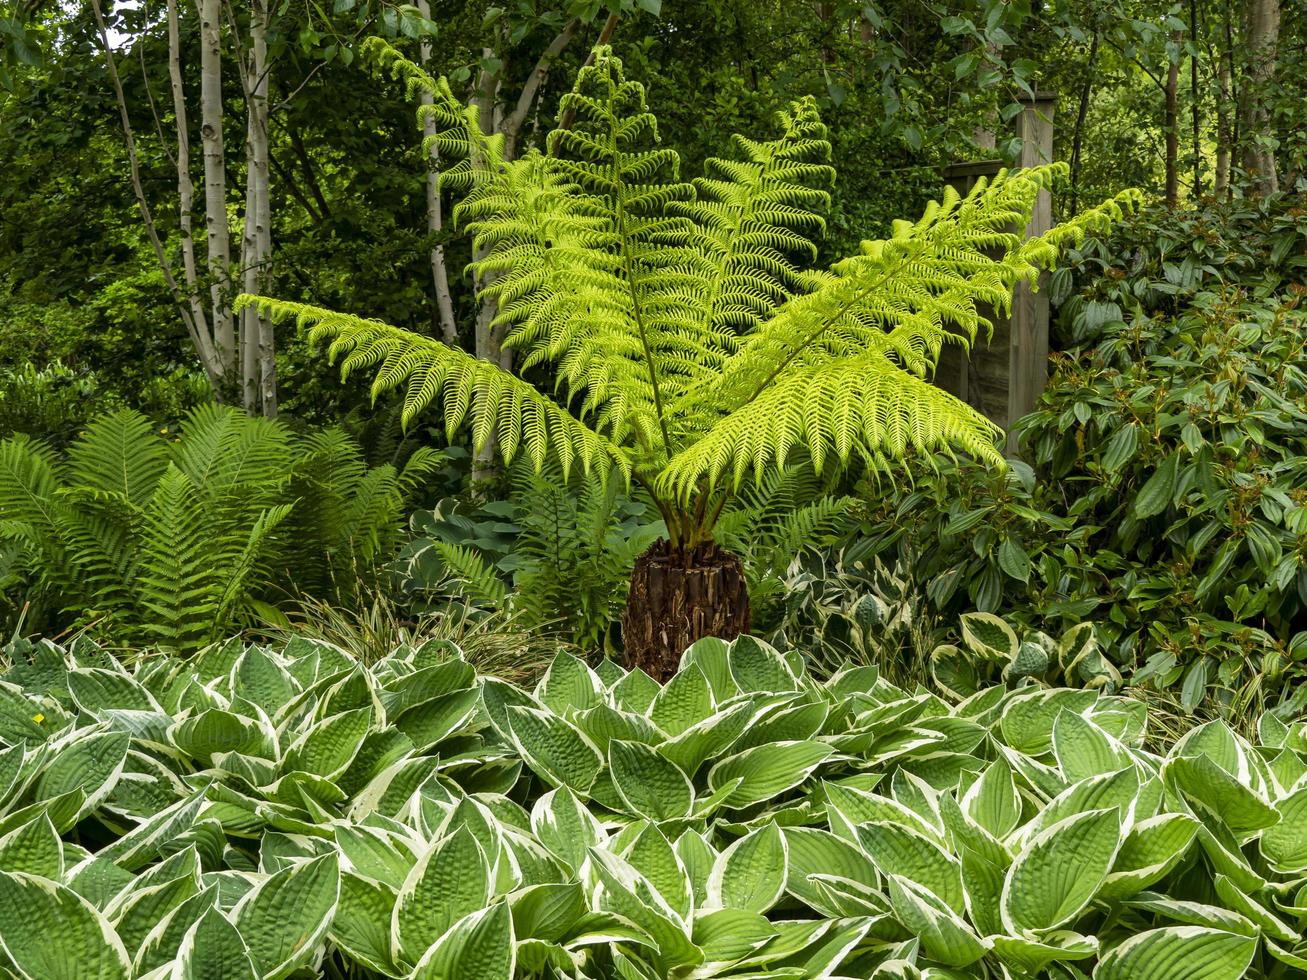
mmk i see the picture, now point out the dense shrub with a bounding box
[0,405,441,646]
[842,197,1307,713]
[0,634,1302,977]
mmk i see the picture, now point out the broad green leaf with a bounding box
[34,730,130,815]
[960,612,1018,660]
[707,822,787,914]
[232,853,339,980]
[531,787,605,871]
[410,901,514,980]
[728,636,796,694]
[1001,807,1121,933]
[1260,782,1307,872]
[172,907,258,980]
[624,824,692,919]
[506,705,602,792]
[0,811,62,879]
[1052,710,1130,781]
[960,758,1020,839]
[328,873,397,976]
[536,652,603,715]
[1166,754,1279,837]
[887,874,987,968]
[1093,926,1255,980]
[609,739,694,820]
[855,820,963,913]
[657,701,754,775]
[1099,813,1198,902]
[284,708,370,779]
[393,826,491,965]
[0,870,132,980]
[649,665,713,736]
[707,740,832,808]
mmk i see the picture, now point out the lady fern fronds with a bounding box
[242,41,1139,554]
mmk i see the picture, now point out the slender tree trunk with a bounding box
[1216,3,1234,194]
[471,51,504,487]
[416,0,458,346]
[1189,0,1202,197]
[1240,0,1280,194]
[1069,32,1099,213]
[91,0,221,388]
[197,0,235,381]
[1165,30,1181,207]
[250,2,275,417]
[167,0,212,354]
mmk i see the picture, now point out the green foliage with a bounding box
[393,462,856,651]
[245,40,1137,552]
[0,633,1303,977]
[0,406,439,648]
[838,198,1307,715]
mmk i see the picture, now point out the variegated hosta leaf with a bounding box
[0,634,1301,980]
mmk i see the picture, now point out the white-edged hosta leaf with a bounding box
[393,825,491,966]
[34,730,130,817]
[1099,812,1199,902]
[656,701,754,776]
[1123,892,1257,936]
[0,870,132,980]
[1092,926,1256,980]
[886,874,988,969]
[623,824,692,920]
[855,820,963,913]
[707,740,833,808]
[1053,710,1131,782]
[1260,782,1307,872]
[410,900,514,980]
[0,811,63,879]
[231,853,339,980]
[707,821,787,914]
[1166,754,1279,837]
[328,872,397,976]
[1001,807,1121,933]
[999,689,1099,755]
[531,787,605,872]
[536,653,603,715]
[990,931,1098,975]
[959,757,1021,839]
[506,705,603,793]
[171,907,258,980]
[608,740,694,820]
[649,665,714,736]
[586,848,702,971]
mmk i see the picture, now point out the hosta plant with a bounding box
[243,38,1139,678]
[0,632,1303,977]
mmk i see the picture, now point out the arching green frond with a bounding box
[238,296,630,482]
[657,352,1005,499]
[65,409,169,509]
[676,97,834,337]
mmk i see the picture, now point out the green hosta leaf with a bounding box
[960,758,1021,839]
[1211,875,1300,943]
[886,874,988,968]
[332,825,414,890]
[0,870,132,980]
[284,708,370,779]
[649,664,714,736]
[707,821,787,913]
[610,667,661,714]
[170,710,270,765]
[231,649,298,717]
[34,730,130,815]
[506,705,603,793]
[656,701,754,776]
[231,853,339,980]
[855,821,963,913]
[68,668,161,713]
[1260,782,1307,872]
[679,636,735,701]
[623,824,692,919]
[1093,926,1256,980]
[1052,710,1131,781]
[98,789,210,871]
[173,907,259,980]
[410,901,515,980]
[728,636,797,694]
[587,848,702,971]
[1001,807,1122,933]
[707,740,833,808]
[990,931,1098,974]
[960,612,1018,661]
[531,787,605,871]
[608,739,694,820]
[1099,813,1199,902]
[394,826,491,965]
[1166,754,1279,837]
[329,873,397,976]
[509,882,585,944]
[0,811,62,879]
[536,653,603,715]
[999,689,1099,755]
[692,908,777,971]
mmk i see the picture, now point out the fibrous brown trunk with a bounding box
[621,539,751,682]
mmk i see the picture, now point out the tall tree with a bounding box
[1240,0,1280,193]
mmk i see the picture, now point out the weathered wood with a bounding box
[1008,91,1055,454]
[621,539,751,681]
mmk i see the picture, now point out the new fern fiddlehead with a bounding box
[240,40,1141,551]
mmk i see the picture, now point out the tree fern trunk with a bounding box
[621,539,751,682]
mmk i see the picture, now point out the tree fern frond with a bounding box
[658,353,1004,499]
[426,540,508,606]
[239,296,631,483]
[132,464,216,648]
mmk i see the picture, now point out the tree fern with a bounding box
[244,41,1138,558]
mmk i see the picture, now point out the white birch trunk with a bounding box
[197,0,235,380]
[416,0,458,345]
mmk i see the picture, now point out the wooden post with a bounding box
[1007,91,1056,454]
